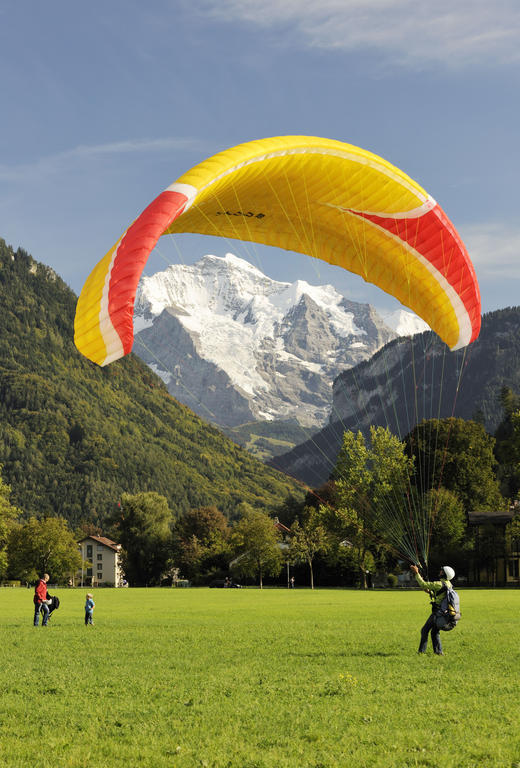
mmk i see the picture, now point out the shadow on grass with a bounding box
[349,650,400,657]
[291,650,399,658]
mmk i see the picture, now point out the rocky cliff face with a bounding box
[133,253,426,428]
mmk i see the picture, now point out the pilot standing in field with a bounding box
[410,564,455,656]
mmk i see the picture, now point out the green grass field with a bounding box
[1,587,519,768]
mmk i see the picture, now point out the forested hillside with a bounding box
[0,239,302,526]
[272,307,520,486]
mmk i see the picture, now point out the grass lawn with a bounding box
[0,586,519,768]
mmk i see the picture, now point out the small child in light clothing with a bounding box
[85,593,95,625]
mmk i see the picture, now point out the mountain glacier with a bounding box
[133,253,427,427]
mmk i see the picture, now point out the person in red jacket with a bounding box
[33,573,50,626]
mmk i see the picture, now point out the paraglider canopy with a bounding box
[74,136,480,366]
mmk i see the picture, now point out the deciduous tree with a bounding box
[289,507,329,589]
[111,492,174,586]
[174,506,230,582]
[331,427,414,585]
[406,418,504,513]
[231,509,283,588]
[7,516,81,582]
[422,487,468,573]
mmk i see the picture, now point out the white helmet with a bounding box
[442,565,455,581]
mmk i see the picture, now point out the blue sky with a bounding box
[1,0,519,315]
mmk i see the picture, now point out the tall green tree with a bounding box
[231,509,283,588]
[111,492,174,586]
[7,517,82,582]
[175,506,229,547]
[174,506,231,582]
[496,410,520,501]
[494,391,520,499]
[289,507,329,589]
[331,427,414,585]
[425,487,466,547]
[422,487,468,574]
[406,418,504,513]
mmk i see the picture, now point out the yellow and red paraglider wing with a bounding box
[74,136,480,366]
[74,188,192,366]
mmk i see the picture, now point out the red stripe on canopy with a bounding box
[107,190,189,355]
[350,205,481,343]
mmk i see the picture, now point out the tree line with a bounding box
[3,403,520,587]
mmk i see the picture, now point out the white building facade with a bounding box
[78,535,123,587]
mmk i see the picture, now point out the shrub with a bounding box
[387,573,398,588]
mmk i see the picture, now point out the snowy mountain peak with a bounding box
[216,252,268,276]
[379,309,429,338]
[133,253,428,428]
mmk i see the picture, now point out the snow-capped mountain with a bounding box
[133,253,428,427]
[378,309,430,338]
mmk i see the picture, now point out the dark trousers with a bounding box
[85,611,93,625]
[418,612,443,654]
[34,603,49,626]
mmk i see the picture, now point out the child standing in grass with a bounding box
[85,593,95,625]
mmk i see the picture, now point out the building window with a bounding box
[97,554,103,561]
[87,568,92,577]
[86,545,93,558]
[97,572,103,580]
[508,559,519,578]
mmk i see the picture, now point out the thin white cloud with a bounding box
[68,137,205,157]
[0,137,205,184]
[462,223,520,280]
[200,0,520,69]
